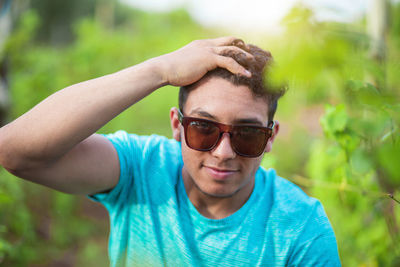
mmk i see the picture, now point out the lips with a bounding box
[203,165,239,180]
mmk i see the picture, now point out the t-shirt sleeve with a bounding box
[288,201,341,266]
[87,131,145,209]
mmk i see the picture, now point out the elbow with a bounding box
[0,127,44,176]
[0,126,10,169]
[0,133,11,170]
[0,150,25,176]
[0,146,37,176]
[0,152,39,179]
[0,133,28,174]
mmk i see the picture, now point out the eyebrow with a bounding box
[189,108,265,126]
[233,118,264,125]
[189,109,216,120]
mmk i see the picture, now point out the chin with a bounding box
[198,184,240,198]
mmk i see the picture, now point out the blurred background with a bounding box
[0,0,399,266]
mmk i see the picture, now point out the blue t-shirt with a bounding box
[89,131,341,266]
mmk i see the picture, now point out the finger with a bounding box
[213,46,254,61]
[216,56,252,77]
[210,36,244,47]
[231,38,246,49]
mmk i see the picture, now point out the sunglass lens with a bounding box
[232,127,267,157]
[186,120,220,150]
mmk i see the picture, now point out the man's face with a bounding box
[170,76,277,198]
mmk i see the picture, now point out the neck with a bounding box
[182,169,255,219]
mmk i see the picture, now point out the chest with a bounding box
[109,200,292,267]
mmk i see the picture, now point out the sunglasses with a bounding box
[178,110,275,158]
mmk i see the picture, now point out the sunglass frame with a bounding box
[177,109,275,157]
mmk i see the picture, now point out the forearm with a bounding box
[0,58,165,169]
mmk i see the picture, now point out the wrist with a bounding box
[144,56,170,88]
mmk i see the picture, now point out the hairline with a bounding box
[179,74,275,121]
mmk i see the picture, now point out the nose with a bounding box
[211,132,236,159]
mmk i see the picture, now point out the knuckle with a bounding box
[226,57,236,65]
[210,46,219,54]
[227,36,236,42]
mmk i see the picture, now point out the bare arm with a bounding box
[0,37,253,195]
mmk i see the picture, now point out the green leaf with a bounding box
[350,149,372,175]
[321,104,348,135]
[377,144,400,187]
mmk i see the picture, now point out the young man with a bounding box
[0,37,341,266]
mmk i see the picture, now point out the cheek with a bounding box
[181,143,203,169]
[244,157,263,176]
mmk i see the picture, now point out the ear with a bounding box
[170,107,181,142]
[264,120,279,153]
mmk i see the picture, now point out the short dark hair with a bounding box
[178,43,287,122]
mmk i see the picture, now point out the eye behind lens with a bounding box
[186,121,220,151]
[232,130,267,157]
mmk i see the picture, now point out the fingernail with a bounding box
[244,70,251,77]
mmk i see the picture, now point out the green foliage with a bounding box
[268,4,400,266]
[306,98,400,265]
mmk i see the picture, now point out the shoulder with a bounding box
[103,131,183,186]
[103,131,181,160]
[104,130,179,150]
[91,132,183,205]
[257,168,334,237]
[274,171,319,213]
[258,168,319,213]
[257,168,340,264]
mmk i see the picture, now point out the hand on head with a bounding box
[157,37,254,87]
